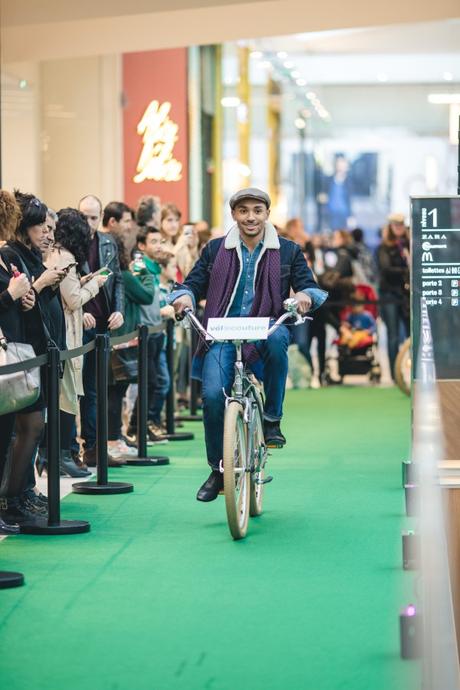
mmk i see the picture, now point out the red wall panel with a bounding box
[123,48,189,219]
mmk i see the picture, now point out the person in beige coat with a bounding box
[44,209,107,476]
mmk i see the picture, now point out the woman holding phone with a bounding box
[0,191,34,532]
[43,208,107,477]
[0,191,68,524]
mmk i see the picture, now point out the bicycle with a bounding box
[181,299,309,540]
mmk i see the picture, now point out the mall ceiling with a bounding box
[1,0,459,63]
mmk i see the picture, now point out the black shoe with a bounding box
[196,470,224,502]
[20,492,48,517]
[60,450,91,478]
[0,496,47,525]
[263,421,286,448]
[23,489,48,508]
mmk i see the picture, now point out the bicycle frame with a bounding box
[180,299,310,476]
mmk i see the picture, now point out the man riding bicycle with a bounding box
[170,188,327,502]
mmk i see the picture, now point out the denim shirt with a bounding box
[227,241,263,316]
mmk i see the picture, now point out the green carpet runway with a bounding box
[0,388,418,690]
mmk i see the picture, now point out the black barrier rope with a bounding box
[0,352,47,376]
[59,339,96,361]
[165,320,194,442]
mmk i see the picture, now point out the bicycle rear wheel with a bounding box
[249,391,266,517]
[223,401,249,540]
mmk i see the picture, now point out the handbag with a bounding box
[0,327,40,415]
[110,337,138,383]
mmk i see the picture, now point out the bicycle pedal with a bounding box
[256,475,273,485]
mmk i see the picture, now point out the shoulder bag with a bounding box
[0,326,40,415]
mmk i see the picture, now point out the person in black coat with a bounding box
[0,191,37,531]
[376,213,410,378]
[0,191,68,526]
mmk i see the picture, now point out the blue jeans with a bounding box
[148,349,170,425]
[380,292,409,378]
[129,333,164,431]
[201,325,290,469]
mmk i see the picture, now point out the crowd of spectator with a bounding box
[0,187,409,534]
[280,213,410,386]
[0,190,216,533]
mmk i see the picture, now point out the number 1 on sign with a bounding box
[428,208,438,228]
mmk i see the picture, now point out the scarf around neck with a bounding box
[196,233,282,363]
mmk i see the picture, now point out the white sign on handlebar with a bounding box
[206,317,270,341]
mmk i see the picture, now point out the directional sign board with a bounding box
[412,196,460,461]
[412,197,460,379]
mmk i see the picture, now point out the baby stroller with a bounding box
[325,284,381,385]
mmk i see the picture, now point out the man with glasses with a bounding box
[77,194,125,467]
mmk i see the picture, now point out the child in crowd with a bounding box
[338,289,376,351]
[148,253,176,430]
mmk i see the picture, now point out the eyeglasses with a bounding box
[29,198,42,208]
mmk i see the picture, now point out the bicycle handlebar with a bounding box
[176,298,312,342]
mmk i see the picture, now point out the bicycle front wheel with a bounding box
[249,391,266,517]
[223,401,249,540]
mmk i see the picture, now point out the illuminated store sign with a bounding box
[134,100,182,183]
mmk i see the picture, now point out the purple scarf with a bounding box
[196,238,282,363]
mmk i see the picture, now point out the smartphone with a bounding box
[92,265,113,278]
[63,262,77,272]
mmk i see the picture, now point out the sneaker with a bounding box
[108,440,138,458]
[71,449,89,471]
[126,427,169,446]
[23,488,48,507]
[20,491,48,517]
[83,447,126,468]
[147,423,169,444]
[120,434,137,449]
[0,496,47,525]
[263,421,286,449]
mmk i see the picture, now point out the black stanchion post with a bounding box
[22,345,90,534]
[178,323,202,423]
[125,325,169,467]
[73,334,133,495]
[165,319,194,441]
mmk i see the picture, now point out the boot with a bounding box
[59,450,91,478]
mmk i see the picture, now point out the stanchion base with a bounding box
[0,571,24,589]
[125,456,170,466]
[175,415,202,423]
[72,481,134,495]
[20,520,90,535]
[164,432,195,442]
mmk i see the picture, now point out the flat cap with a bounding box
[229,187,271,210]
